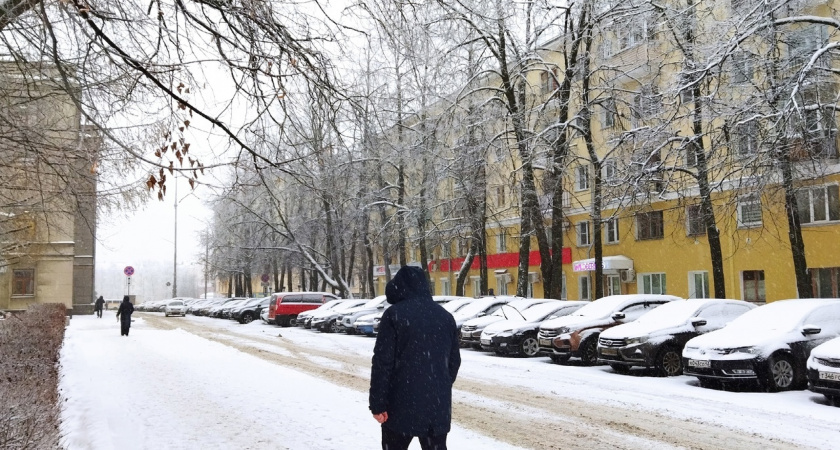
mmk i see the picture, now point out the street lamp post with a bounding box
[173,176,178,298]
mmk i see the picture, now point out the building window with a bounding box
[527,272,540,298]
[560,272,567,300]
[730,52,754,84]
[639,273,667,295]
[632,85,661,127]
[731,120,759,157]
[742,270,765,302]
[796,185,840,224]
[441,242,451,258]
[688,271,710,298]
[12,269,35,296]
[579,275,591,300]
[605,218,619,244]
[606,275,621,296]
[602,98,617,128]
[811,267,840,298]
[495,186,506,207]
[495,274,510,296]
[575,165,590,191]
[496,229,507,253]
[440,278,451,296]
[686,204,706,236]
[471,277,481,298]
[737,195,762,228]
[577,221,591,246]
[541,68,558,96]
[636,211,664,240]
[602,159,617,185]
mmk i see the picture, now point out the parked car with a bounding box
[367,296,472,335]
[296,299,348,328]
[268,292,340,327]
[807,336,840,405]
[310,299,369,332]
[460,297,553,348]
[195,298,227,316]
[230,297,270,324]
[481,301,588,357]
[539,294,681,365]
[452,297,516,330]
[598,298,755,376]
[337,296,388,334]
[354,312,381,336]
[208,298,246,318]
[683,298,840,392]
[164,300,187,317]
[219,298,248,319]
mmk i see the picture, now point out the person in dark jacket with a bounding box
[116,296,134,336]
[369,266,461,450]
[94,296,105,318]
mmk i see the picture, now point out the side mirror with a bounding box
[801,325,822,336]
[691,318,708,327]
[612,312,626,321]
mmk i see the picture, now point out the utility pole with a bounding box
[173,176,178,298]
[204,230,209,299]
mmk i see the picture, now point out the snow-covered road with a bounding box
[60,313,838,449]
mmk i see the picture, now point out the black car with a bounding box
[597,299,754,376]
[231,297,271,324]
[480,301,586,357]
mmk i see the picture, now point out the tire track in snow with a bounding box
[141,314,808,450]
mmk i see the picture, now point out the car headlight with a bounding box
[374,318,380,323]
[724,346,759,355]
[557,327,569,334]
[626,336,648,345]
[495,329,514,337]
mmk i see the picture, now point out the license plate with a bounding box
[688,359,711,368]
[539,338,552,347]
[480,339,491,345]
[819,371,840,381]
[600,348,618,356]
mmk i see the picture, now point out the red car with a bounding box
[268,292,339,327]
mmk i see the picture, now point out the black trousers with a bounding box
[95,308,102,318]
[120,320,131,336]
[381,425,447,450]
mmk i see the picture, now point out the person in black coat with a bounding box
[94,296,105,318]
[369,266,461,450]
[116,296,134,336]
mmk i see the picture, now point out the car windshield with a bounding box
[725,301,818,332]
[443,299,473,313]
[243,298,262,307]
[361,297,386,308]
[454,300,501,318]
[631,300,699,327]
[568,296,632,319]
[169,301,183,306]
[335,301,367,312]
[493,304,526,320]
[521,303,568,321]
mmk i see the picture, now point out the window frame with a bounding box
[742,270,766,303]
[797,184,840,225]
[12,269,35,297]
[737,194,763,228]
[688,271,710,299]
[605,217,619,244]
[579,275,591,301]
[638,272,667,295]
[686,204,706,236]
[577,221,591,246]
[636,210,664,241]
[575,165,590,191]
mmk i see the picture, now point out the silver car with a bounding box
[164,300,186,317]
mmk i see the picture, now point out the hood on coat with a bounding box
[385,266,431,305]
[122,296,130,303]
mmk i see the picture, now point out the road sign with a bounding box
[124,266,135,276]
[260,273,270,283]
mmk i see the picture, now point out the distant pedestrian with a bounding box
[116,296,134,336]
[369,266,461,450]
[94,296,105,318]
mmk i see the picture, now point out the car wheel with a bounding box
[165,313,169,317]
[519,336,540,357]
[609,363,631,374]
[578,339,598,366]
[329,320,341,333]
[289,315,298,327]
[549,354,570,364]
[241,312,253,324]
[656,346,683,377]
[766,354,796,392]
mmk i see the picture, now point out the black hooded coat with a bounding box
[116,297,134,325]
[369,266,461,437]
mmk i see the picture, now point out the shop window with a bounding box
[742,270,766,302]
[796,185,840,224]
[12,269,35,296]
[688,271,709,298]
[636,211,664,240]
[639,273,667,295]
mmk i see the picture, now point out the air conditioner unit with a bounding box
[620,269,636,283]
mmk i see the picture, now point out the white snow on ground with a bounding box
[58,315,524,450]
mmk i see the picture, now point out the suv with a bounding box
[683,298,840,391]
[598,298,754,376]
[310,300,369,332]
[268,292,339,327]
[296,299,347,328]
[538,294,681,365]
[231,297,271,324]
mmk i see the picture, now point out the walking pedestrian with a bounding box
[94,296,105,318]
[116,295,134,336]
[369,266,461,450]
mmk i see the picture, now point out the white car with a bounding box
[807,335,840,405]
[480,301,588,357]
[460,297,554,348]
[164,300,186,317]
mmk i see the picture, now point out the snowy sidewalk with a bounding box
[59,315,524,450]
